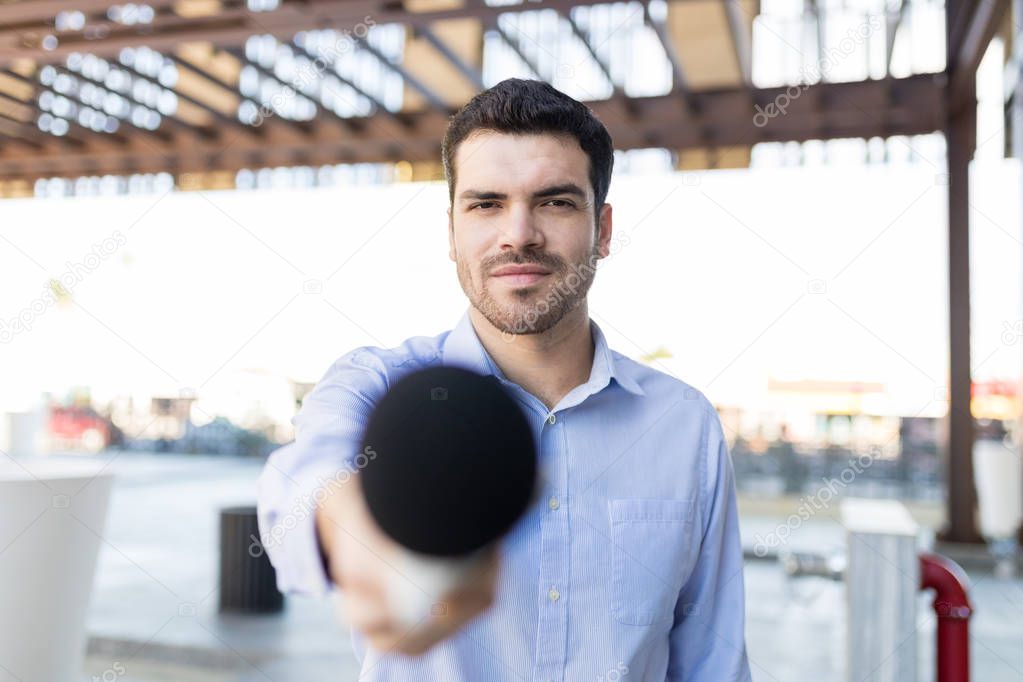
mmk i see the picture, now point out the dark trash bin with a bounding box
[219,505,284,613]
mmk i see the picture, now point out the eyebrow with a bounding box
[458,183,588,202]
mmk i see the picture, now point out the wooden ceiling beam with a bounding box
[886,0,910,73]
[0,0,658,66]
[948,0,1009,110]
[489,21,544,81]
[287,38,399,121]
[147,52,270,140]
[0,109,50,149]
[222,45,350,138]
[50,63,206,143]
[563,11,616,92]
[0,0,182,26]
[723,0,753,87]
[643,0,705,118]
[0,74,947,180]
[1,66,131,150]
[287,38,409,139]
[352,34,452,114]
[415,23,485,91]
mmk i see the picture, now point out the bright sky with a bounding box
[1,159,1019,420]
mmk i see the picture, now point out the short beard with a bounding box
[456,242,600,336]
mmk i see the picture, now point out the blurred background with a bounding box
[0,0,1021,679]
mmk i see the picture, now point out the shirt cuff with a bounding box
[256,438,353,597]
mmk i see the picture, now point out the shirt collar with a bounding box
[441,309,645,398]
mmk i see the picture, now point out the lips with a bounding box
[489,264,552,287]
[490,265,551,277]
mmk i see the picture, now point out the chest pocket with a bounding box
[609,497,700,626]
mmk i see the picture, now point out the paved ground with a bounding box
[57,452,1023,681]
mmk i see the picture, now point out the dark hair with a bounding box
[441,79,614,221]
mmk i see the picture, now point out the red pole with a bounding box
[919,553,974,682]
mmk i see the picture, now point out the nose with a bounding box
[498,204,543,251]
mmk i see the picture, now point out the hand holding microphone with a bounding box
[317,366,537,655]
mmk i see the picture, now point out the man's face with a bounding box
[448,131,612,335]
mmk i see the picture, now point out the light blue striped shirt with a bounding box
[256,309,751,681]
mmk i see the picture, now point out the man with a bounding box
[257,78,752,681]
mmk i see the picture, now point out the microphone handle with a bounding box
[386,549,488,629]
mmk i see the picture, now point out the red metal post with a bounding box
[919,552,974,682]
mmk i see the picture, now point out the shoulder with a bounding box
[290,327,450,439]
[327,329,449,393]
[296,330,450,434]
[610,350,718,421]
[608,350,726,489]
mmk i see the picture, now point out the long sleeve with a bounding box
[665,405,752,681]
[255,348,389,597]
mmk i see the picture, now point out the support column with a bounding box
[942,77,984,543]
[1013,0,1023,547]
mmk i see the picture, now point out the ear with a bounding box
[595,203,613,259]
[447,207,456,262]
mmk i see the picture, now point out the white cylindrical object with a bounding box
[974,438,1023,539]
[841,498,919,682]
[3,408,47,457]
[0,459,114,681]
[385,550,485,629]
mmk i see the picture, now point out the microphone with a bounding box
[358,366,537,627]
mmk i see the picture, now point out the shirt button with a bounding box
[548,587,560,602]
[546,413,556,425]
[548,496,560,510]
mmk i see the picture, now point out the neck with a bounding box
[468,303,594,411]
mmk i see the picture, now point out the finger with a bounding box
[437,560,499,612]
[361,613,445,656]
[431,590,493,626]
[340,585,398,634]
[365,626,426,655]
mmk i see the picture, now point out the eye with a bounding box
[470,201,499,211]
[543,199,574,208]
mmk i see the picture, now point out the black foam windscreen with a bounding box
[358,366,538,557]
